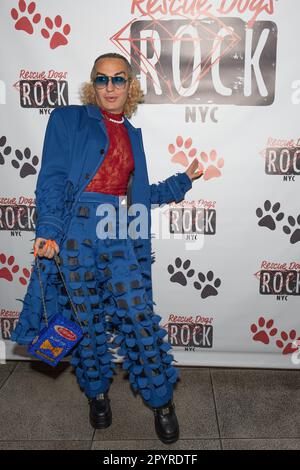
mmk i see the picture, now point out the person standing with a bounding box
[11,52,202,444]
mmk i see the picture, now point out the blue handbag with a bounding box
[28,252,84,366]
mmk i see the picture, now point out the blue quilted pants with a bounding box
[57,191,178,408]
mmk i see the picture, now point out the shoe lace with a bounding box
[88,393,106,404]
[153,400,175,416]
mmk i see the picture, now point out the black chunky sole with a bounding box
[90,411,112,429]
[155,429,179,445]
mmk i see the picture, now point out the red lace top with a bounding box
[84,108,135,195]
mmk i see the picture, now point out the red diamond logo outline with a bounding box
[110,11,241,103]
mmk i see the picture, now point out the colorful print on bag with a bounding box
[28,314,83,366]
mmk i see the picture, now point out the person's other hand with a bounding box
[34,238,59,259]
[185,158,203,182]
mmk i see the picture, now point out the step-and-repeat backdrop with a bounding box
[0,0,299,368]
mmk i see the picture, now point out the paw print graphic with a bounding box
[276,330,300,355]
[0,136,12,165]
[41,15,71,49]
[11,148,39,178]
[250,317,278,345]
[193,271,221,299]
[19,267,32,286]
[167,258,195,286]
[11,0,41,35]
[256,200,284,231]
[198,150,224,181]
[0,254,19,282]
[168,136,197,167]
[283,215,300,245]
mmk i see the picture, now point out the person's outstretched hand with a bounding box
[185,158,203,182]
[34,238,59,259]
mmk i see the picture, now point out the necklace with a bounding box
[103,114,125,124]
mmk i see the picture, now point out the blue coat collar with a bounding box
[85,104,140,133]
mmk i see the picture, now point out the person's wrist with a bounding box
[185,171,193,182]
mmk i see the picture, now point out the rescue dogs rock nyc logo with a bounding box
[111,1,277,105]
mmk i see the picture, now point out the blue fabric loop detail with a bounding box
[69,281,82,290]
[104,370,114,378]
[80,337,91,347]
[114,334,124,345]
[58,295,69,305]
[162,355,173,364]
[144,350,157,358]
[155,384,168,397]
[83,358,95,368]
[118,345,127,356]
[127,351,138,361]
[132,365,143,375]
[152,373,165,387]
[141,389,151,401]
[89,294,100,304]
[137,377,148,388]
[157,329,168,339]
[96,334,106,345]
[83,257,94,267]
[86,370,99,378]
[72,296,86,305]
[94,323,105,333]
[96,345,107,355]
[81,349,94,359]
[125,337,136,348]
[141,336,154,346]
[121,324,133,334]
[99,353,112,364]
[122,359,131,370]
[168,372,178,384]
[75,368,84,379]
[159,343,172,352]
[89,380,105,391]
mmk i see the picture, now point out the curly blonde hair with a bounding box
[79,53,144,118]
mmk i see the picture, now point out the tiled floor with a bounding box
[0,361,299,450]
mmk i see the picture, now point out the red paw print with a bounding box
[276,330,300,355]
[11,0,41,35]
[0,254,20,282]
[41,16,71,49]
[250,317,277,345]
[168,136,197,167]
[19,267,32,286]
[198,150,224,181]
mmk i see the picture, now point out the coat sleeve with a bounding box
[34,108,70,244]
[150,171,192,206]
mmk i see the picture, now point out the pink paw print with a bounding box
[41,15,71,49]
[11,0,41,35]
[0,254,20,282]
[198,150,224,181]
[276,330,300,355]
[168,136,197,167]
[250,317,277,345]
[19,267,32,286]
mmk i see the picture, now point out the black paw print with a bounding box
[256,200,284,231]
[194,271,221,299]
[0,136,12,165]
[11,148,39,178]
[167,257,195,286]
[283,215,300,244]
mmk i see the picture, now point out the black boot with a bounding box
[153,400,179,444]
[88,393,112,429]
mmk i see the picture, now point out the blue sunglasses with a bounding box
[93,75,129,89]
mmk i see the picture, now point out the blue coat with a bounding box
[34,104,193,308]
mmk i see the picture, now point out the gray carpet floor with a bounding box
[0,361,299,450]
